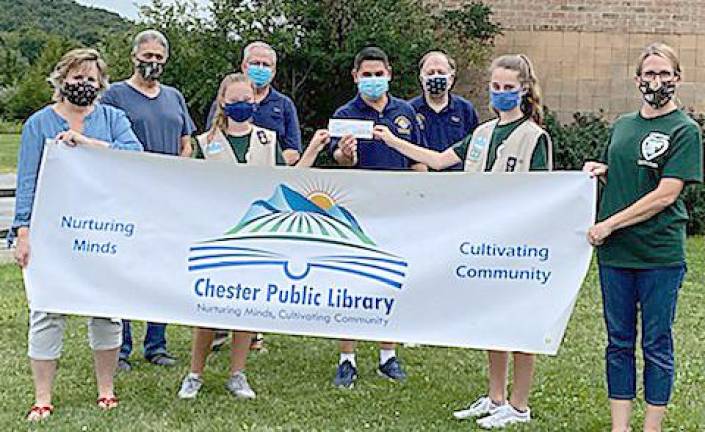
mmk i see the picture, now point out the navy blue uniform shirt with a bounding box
[329,94,425,170]
[409,93,479,171]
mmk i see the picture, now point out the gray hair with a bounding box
[131,29,170,57]
[242,41,277,65]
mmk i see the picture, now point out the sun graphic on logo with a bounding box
[299,179,348,210]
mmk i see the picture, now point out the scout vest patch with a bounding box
[468,135,488,162]
[641,132,670,162]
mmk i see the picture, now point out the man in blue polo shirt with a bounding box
[206,41,302,165]
[409,50,479,171]
[330,46,426,389]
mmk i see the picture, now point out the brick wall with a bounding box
[444,1,705,122]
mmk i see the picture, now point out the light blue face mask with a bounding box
[247,65,273,88]
[358,76,389,100]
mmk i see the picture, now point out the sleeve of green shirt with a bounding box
[597,128,616,165]
[662,123,704,184]
[529,134,549,171]
[451,135,472,161]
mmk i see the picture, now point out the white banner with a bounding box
[25,142,596,354]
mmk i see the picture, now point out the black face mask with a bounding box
[137,60,164,81]
[61,81,98,106]
[638,80,676,109]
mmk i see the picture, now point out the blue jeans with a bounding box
[120,321,168,360]
[598,264,686,406]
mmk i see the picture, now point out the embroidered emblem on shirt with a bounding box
[394,116,411,135]
[450,115,461,123]
[416,113,426,131]
[640,132,670,161]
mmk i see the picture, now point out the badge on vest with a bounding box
[641,132,670,161]
[256,130,270,145]
[394,116,412,135]
[206,141,224,155]
[468,135,488,162]
[506,157,517,172]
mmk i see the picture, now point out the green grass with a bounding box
[0,240,703,431]
[0,134,20,173]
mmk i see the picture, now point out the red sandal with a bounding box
[97,396,119,410]
[26,404,54,422]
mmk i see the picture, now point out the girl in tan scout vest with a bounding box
[375,54,551,428]
[178,73,329,400]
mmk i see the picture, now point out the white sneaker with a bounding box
[453,396,503,420]
[476,404,531,429]
[225,371,256,399]
[178,373,203,399]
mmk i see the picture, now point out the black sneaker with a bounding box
[333,360,357,388]
[378,357,406,382]
[147,353,177,367]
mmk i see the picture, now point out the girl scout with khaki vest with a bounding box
[374,54,551,428]
[179,73,329,401]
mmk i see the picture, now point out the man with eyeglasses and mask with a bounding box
[409,51,479,171]
[206,41,302,166]
[101,29,196,371]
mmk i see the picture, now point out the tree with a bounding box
[133,0,501,137]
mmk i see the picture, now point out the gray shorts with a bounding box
[28,311,122,360]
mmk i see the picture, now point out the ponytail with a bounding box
[490,54,544,126]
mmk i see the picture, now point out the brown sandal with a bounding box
[26,404,54,422]
[97,397,119,410]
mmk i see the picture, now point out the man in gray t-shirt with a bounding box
[101,29,196,372]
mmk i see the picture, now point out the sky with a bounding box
[76,0,210,20]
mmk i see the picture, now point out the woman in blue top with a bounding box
[13,48,142,421]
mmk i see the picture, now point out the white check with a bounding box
[328,119,374,139]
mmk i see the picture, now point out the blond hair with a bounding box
[490,54,543,125]
[48,48,109,102]
[635,42,681,78]
[207,73,255,141]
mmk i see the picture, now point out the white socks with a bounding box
[339,350,396,367]
[380,349,396,365]
[339,353,356,367]
[188,372,201,380]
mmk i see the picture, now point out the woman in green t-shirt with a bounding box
[178,73,329,401]
[376,54,552,429]
[584,43,703,432]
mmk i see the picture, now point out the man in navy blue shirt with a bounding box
[206,41,302,165]
[409,51,479,171]
[101,30,196,371]
[330,46,425,389]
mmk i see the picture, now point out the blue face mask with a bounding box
[223,101,255,122]
[247,65,273,88]
[358,76,389,100]
[490,89,522,112]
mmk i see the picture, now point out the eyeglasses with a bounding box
[641,70,675,81]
